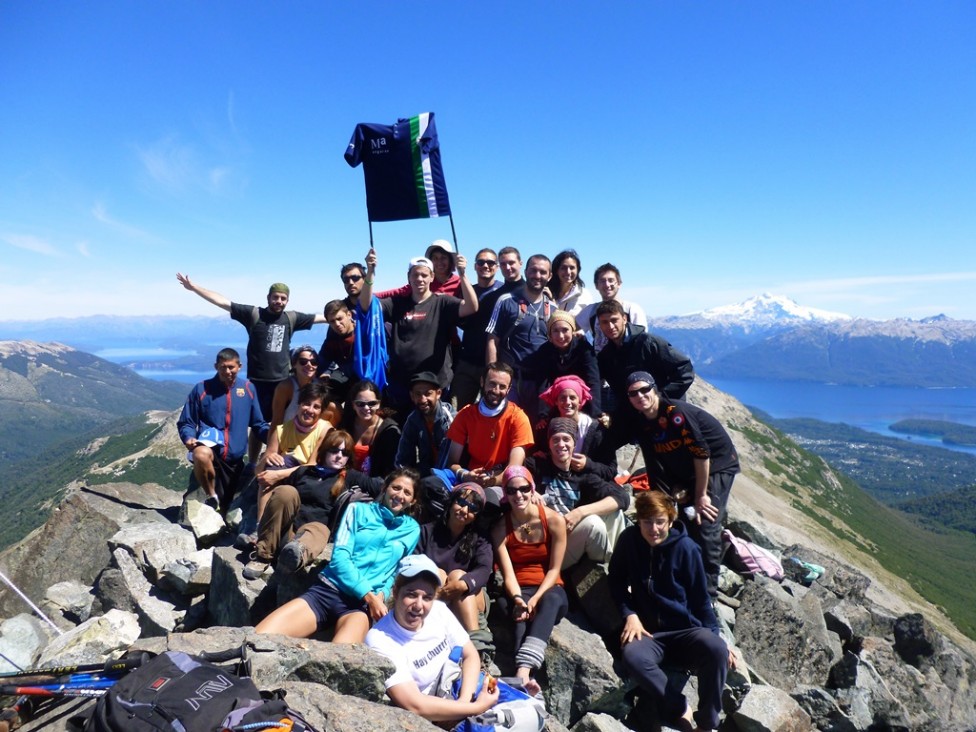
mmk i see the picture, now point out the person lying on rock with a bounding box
[365,555,500,723]
[255,467,421,643]
[609,490,732,732]
[242,429,382,581]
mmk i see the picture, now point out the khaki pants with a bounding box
[562,510,628,568]
[255,484,330,563]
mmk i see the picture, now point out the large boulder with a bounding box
[207,546,277,626]
[109,547,183,636]
[541,619,622,727]
[41,580,95,625]
[732,684,815,732]
[159,548,214,596]
[279,681,440,731]
[0,483,181,618]
[108,522,197,583]
[36,608,141,666]
[735,576,836,691]
[0,613,54,672]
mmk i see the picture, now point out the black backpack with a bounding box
[80,648,318,732]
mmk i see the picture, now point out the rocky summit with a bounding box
[1,382,974,731]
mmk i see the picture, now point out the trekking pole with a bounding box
[0,653,150,682]
[0,675,121,697]
[0,569,63,636]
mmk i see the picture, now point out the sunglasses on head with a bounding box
[505,483,533,496]
[354,399,381,409]
[627,384,654,398]
[475,259,497,267]
[342,274,363,283]
[297,357,317,366]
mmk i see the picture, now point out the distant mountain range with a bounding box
[2,295,975,387]
[650,294,976,387]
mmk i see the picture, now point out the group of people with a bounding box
[174,242,740,732]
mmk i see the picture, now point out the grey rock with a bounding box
[544,716,571,732]
[36,608,141,666]
[278,680,440,731]
[715,600,736,634]
[892,612,943,669]
[723,646,752,713]
[570,712,630,731]
[736,577,836,691]
[94,567,136,614]
[111,547,183,636]
[42,580,95,624]
[179,495,226,543]
[790,686,858,732]
[719,564,745,597]
[159,548,214,596]
[208,546,277,626]
[564,558,621,639]
[781,544,870,603]
[0,614,54,673]
[732,683,815,732]
[0,482,180,618]
[542,619,622,727]
[108,522,197,583]
[824,605,854,645]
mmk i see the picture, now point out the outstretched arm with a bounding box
[359,249,377,313]
[176,273,232,312]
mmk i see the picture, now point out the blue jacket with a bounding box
[177,375,269,462]
[608,520,718,634]
[395,401,455,475]
[323,501,420,600]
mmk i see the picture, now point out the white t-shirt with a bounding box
[365,601,470,694]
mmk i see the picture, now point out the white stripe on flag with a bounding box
[416,112,439,218]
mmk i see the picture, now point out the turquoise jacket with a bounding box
[322,501,420,600]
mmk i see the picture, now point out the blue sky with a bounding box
[1,2,974,322]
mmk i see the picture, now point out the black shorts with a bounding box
[300,577,369,628]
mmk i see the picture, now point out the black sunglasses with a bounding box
[342,274,363,283]
[475,259,497,267]
[627,384,654,398]
[505,484,533,496]
[297,357,318,366]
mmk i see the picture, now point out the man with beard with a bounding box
[177,348,269,513]
[441,362,534,506]
[395,372,456,477]
[485,254,554,423]
[176,274,325,464]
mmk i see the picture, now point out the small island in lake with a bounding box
[889,419,976,447]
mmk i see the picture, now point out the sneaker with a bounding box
[242,554,272,580]
[277,540,308,575]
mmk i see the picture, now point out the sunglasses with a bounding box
[326,446,349,457]
[354,399,381,409]
[297,357,318,366]
[627,384,654,398]
[505,484,533,496]
[475,259,497,267]
[455,496,481,513]
[342,274,363,284]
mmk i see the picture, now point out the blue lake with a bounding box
[709,377,976,456]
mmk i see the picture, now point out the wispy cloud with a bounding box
[76,241,91,257]
[0,233,59,256]
[91,202,150,239]
[135,130,237,195]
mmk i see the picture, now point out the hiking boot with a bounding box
[277,539,309,575]
[234,531,257,550]
[242,554,272,580]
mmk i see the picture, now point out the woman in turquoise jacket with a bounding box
[256,467,422,643]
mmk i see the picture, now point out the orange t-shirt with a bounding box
[446,402,535,471]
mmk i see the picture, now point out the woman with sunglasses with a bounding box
[243,429,383,580]
[608,490,730,732]
[492,466,568,696]
[547,249,593,318]
[340,379,401,478]
[416,483,494,649]
[255,467,422,643]
[270,345,340,430]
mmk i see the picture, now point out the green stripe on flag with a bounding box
[409,115,431,218]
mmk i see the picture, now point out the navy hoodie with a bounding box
[608,520,718,634]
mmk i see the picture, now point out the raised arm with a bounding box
[455,254,478,318]
[359,248,377,313]
[176,273,231,312]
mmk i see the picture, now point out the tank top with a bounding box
[504,507,563,588]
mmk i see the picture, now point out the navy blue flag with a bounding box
[345,112,452,222]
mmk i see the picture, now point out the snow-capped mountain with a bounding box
[698,293,852,326]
